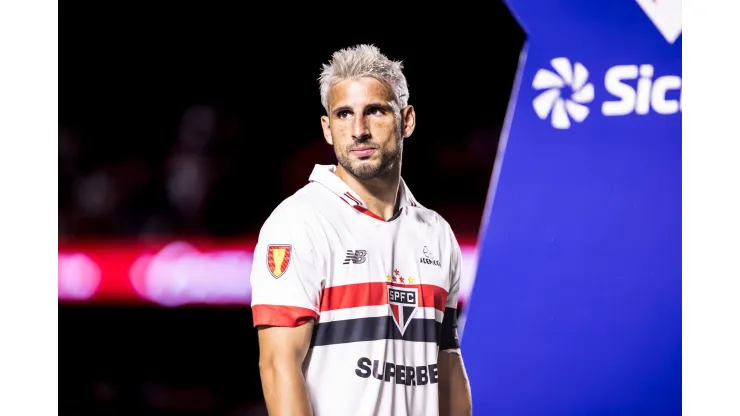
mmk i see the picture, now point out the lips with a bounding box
[350,147,377,158]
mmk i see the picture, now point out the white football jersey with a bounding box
[250,164,462,416]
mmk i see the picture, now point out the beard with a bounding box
[335,138,402,180]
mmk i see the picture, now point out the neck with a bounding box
[335,162,402,221]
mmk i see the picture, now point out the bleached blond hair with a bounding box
[319,44,409,114]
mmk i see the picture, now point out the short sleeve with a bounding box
[250,208,325,328]
[440,226,462,351]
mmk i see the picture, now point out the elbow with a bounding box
[259,351,303,382]
[259,353,280,377]
[259,353,279,383]
[259,353,293,399]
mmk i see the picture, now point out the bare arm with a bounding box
[258,322,315,416]
[438,349,472,416]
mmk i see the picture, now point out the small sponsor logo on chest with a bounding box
[419,246,441,267]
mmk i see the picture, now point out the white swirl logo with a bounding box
[532,57,595,130]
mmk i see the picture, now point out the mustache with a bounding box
[346,140,380,152]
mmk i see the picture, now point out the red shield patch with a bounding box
[266,245,292,278]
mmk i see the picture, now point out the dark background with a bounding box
[59,3,525,414]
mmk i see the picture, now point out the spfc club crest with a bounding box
[266,245,292,279]
[388,285,419,335]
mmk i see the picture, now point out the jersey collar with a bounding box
[308,164,418,221]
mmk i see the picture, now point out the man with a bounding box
[250,44,472,416]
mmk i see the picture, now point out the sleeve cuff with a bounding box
[252,304,319,327]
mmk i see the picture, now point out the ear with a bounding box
[321,115,333,145]
[401,105,416,138]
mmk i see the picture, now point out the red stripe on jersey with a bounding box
[351,205,386,221]
[252,305,318,327]
[319,282,448,313]
[338,194,387,222]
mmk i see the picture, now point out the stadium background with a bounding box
[59,3,525,415]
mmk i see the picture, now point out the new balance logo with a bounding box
[344,250,367,265]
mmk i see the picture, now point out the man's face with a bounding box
[321,77,415,180]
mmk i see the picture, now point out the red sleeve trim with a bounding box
[252,304,319,327]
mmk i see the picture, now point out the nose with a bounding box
[352,114,370,141]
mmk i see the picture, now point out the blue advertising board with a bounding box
[460,1,681,414]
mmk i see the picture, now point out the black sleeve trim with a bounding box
[439,307,460,350]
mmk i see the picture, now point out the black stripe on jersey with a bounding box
[310,316,441,347]
[344,192,361,205]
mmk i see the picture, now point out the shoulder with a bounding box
[258,182,333,237]
[407,202,462,258]
[399,182,454,236]
[409,202,457,238]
